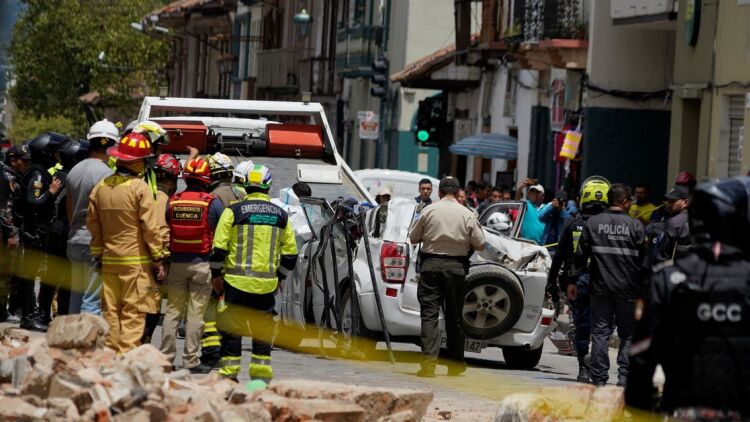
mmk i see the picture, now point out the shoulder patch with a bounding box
[669,270,687,285]
[32,180,43,189]
[651,259,674,274]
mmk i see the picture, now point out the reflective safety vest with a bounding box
[168,191,216,255]
[212,192,297,294]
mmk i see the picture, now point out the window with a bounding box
[504,68,518,117]
[350,0,366,27]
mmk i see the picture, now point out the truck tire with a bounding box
[502,345,544,369]
[460,264,524,340]
[338,287,377,357]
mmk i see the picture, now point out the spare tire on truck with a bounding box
[460,264,524,340]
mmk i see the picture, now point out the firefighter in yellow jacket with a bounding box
[210,164,297,382]
[87,133,169,354]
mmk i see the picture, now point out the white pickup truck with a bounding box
[136,96,552,369]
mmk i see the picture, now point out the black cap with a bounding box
[439,176,460,193]
[664,185,689,200]
[5,144,30,161]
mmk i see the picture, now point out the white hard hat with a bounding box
[377,184,394,196]
[87,119,119,142]
[233,160,254,183]
[486,211,511,234]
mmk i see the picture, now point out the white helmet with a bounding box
[132,120,169,145]
[233,160,254,183]
[486,212,511,234]
[206,152,234,181]
[87,119,119,142]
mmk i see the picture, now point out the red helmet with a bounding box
[675,171,696,187]
[183,158,212,184]
[108,133,153,162]
[154,154,181,178]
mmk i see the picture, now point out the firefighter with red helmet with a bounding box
[87,133,169,354]
[160,157,224,373]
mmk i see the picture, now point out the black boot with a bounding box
[20,317,47,332]
[576,356,591,383]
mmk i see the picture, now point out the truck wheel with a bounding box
[460,265,524,340]
[338,287,376,358]
[502,345,544,369]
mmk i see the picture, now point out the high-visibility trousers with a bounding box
[217,281,275,382]
[200,292,222,365]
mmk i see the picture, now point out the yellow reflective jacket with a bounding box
[87,172,170,271]
[212,192,297,294]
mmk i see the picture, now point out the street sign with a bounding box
[358,111,379,140]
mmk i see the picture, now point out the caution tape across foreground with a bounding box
[2,244,661,421]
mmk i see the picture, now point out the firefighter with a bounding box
[141,154,181,345]
[87,133,169,354]
[161,157,224,373]
[198,154,245,368]
[210,164,297,382]
[126,120,170,198]
[17,133,67,330]
[548,176,610,383]
[208,153,244,206]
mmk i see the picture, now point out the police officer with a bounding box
[4,145,30,322]
[0,148,23,321]
[548,176,610,383]
[408,176,485,377]
[210,164,297,382]
[626,176,750,419]
[17,133,67,330]
[575,183,647,386]
[645,184,690,266]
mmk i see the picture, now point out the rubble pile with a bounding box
[0,314,433,421]
[494,384,625,422]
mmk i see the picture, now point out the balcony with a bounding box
[505,0,589,70]
[611,0,677,28]
[256,48,313,93]
[335,25,381,78]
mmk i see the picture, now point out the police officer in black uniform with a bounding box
[645,184,690,265]
[17,133,67,330]
[575,183,647,386]
[548,176,611,383]
[626,176,750,420]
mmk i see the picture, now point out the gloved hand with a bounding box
[211,276,224,294]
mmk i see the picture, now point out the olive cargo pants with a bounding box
[418,258,466,366]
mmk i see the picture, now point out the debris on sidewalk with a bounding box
[0,315,433,422]
[494,384,625,422]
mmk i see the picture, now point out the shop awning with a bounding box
[449,133,518,160]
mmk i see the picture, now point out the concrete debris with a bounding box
[494,386,625,422]
[47,314,110,349]
[269,379,433,422]
[0,316,433,421]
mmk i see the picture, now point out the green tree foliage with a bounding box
[9,0,170,124]
[9,111,77,142]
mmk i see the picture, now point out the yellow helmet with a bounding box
[580,176,610,212]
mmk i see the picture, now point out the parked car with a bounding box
[279,197,555,369]
[354,169,439,202]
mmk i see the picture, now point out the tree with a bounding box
[9,0,170,129]
[9,111,77,142]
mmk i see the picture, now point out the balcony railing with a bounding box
[256,47,313,91]
[611,0,677,20]
[504,0,586,44]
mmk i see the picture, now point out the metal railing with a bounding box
[504,0,586,43]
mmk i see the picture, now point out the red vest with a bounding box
[168,191,216,255]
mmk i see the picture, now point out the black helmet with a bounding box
[689,176,750,253]
[58,140,89,171]
[27,132,70,168]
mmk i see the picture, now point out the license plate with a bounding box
[439,334,485,353]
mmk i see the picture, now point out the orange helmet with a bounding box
[183,157,212,184]
[108,133,153,162]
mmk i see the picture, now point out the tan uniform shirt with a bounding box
[87,173,169,272]
[409,197,485,256]
[211,182,245,207]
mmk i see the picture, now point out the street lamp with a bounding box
[293,9,313,39]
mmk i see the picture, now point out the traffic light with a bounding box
[415,96,446,145]
[370,57,389,98]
